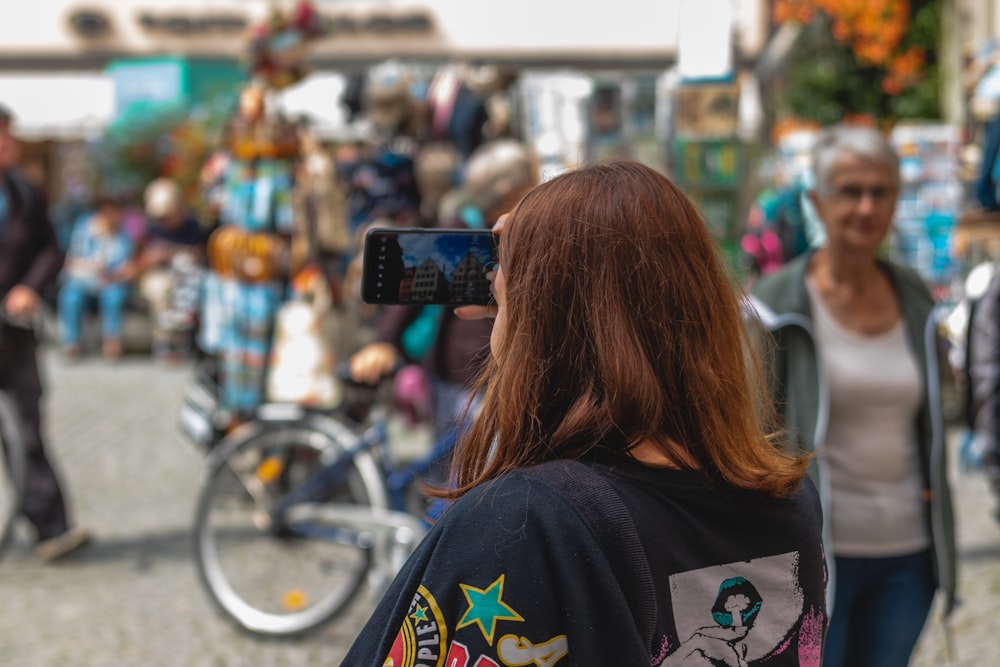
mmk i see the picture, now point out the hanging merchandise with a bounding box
[424,64,491,159]
[519,72,592,182]
[200,24,320,420]
[890,123,964,293]
[671,75,746,269]
[267,265,341,407]
[248,1,327,91]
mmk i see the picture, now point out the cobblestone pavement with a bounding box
[911,447,1000,666]
[0,350,371,666]
[0,349,998,666]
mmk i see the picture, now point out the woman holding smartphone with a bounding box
[343,160,827,666]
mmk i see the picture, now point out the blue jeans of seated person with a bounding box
[420,380,480,525]
[823,549,936,667]
[58,278,130,347]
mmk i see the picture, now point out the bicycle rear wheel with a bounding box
[0,391,27,558]
[193,412,387,637]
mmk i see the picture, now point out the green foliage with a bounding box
[83,96,234,210]
[84,102,184,202]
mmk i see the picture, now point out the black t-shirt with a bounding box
[342,454,827,666]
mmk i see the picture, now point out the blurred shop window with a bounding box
[586,75,664,168]
[588,85,626,162]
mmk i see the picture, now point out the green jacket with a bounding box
[749,252,957,616]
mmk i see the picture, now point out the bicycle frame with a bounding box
[264,396,459,525]
[267,415,389,545]
[248,399,458,591]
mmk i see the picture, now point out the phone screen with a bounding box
[361,228,498,305]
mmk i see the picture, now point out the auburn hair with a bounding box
[448,161,809,499]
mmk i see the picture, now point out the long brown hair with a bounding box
[450,161,808,498]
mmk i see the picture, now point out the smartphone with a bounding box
[361,227,498,306]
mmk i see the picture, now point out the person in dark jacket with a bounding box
[749,124,957,667]
[967,258,1000,522]
[343,161,827,666]
[0,103,90,560]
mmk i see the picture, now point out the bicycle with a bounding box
[0,313,31,559]
[185,362,456,638]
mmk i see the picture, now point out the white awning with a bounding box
[0,73,114,140]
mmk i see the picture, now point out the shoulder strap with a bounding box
[527,459,657,652]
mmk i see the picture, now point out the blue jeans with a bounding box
[432,380,477,447]
[58,278,130,346]
[419,380,479,524]
[823,549,936,667]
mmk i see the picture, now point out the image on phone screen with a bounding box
[361,228,497,305]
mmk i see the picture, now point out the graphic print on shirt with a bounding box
[456,575,525,644]
[384,575,571,667]
[663,551,823,667]
[383,585,448,667]
[495,633,569,667]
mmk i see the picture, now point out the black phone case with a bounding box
[361,228,497,306]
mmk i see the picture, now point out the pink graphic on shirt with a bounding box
[796,606,825,667]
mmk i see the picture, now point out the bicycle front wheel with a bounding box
[0,391,27,559]
[193,413,387,637]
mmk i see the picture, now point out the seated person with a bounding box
[133,177,207,360]
[57,195,133,360]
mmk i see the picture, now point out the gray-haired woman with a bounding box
[750,123,958,666]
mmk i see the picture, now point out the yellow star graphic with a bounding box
[456,574,524,645]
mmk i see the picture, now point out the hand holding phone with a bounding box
[453,213,507,320]
[361,227,497,306]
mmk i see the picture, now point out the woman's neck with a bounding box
[628,439,694,469]
[810,247,880,294]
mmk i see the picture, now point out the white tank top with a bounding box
[808,280,929,557]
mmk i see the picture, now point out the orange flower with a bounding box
[774,0,816,24]
[843,113,878,128]
[774,1,790,23]
[882,76,905,95]
[809,0,911,66]
[785,0,927,87]
[832,20,851,42]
